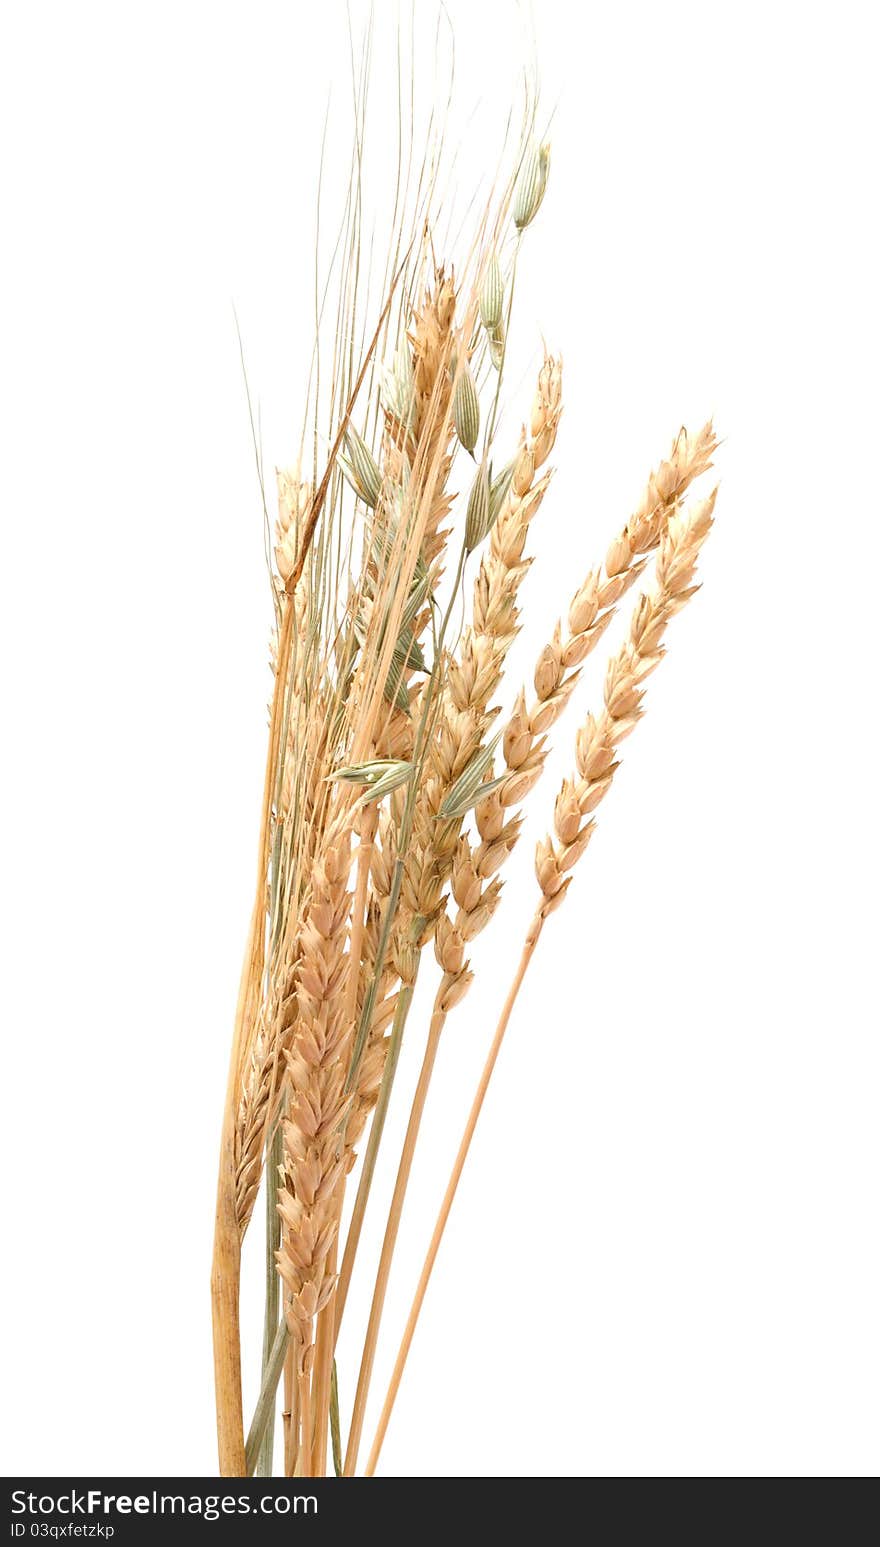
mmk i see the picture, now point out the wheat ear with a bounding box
[346,271,461,1136]
[493,419,717,816]
[274,808,354,1474]
[365,486,718,1474]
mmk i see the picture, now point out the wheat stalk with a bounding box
[366,486,718,1473]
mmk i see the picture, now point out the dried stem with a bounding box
[335,978,416,1337]
[343,999,446,1474]
[282,1349,297,1476]
[365,916,542,1475]
[297,1366,312,1478]
[210,1111,247,1475]
[256,1124,281,1476]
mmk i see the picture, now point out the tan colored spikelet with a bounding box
[233,1016,276,1232]
[405,268,459,570]
[535,490,717,916]
[488,421,717,816]
[369,269,460,763]
[344,270,466,1142]
[432,818,516,1007]
[234,567,336,1236]
[275,810,354,1367]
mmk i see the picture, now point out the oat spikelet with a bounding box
[274,468,313,586]
[275,812,353,1369]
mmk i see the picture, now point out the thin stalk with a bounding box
[330,1362,343,1477]
[245,1318,288,1476]
[283,1351,297,1476]
[482,234,521,452]
[297,1366,312,1478]
[210,1101,248,1476]
[212,725,284,1479]
[344,999,446,1474]
[256,1125,281,1476]
[335,977,416,1339]
[365,912,544,1475]
[309,1227,339,1475]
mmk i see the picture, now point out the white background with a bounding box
[2,0,878,1479]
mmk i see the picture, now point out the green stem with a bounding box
[330,1362,343,1478]
[483,235,521,452]
[245,1319,288,1477]
[335,976,416,1337]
